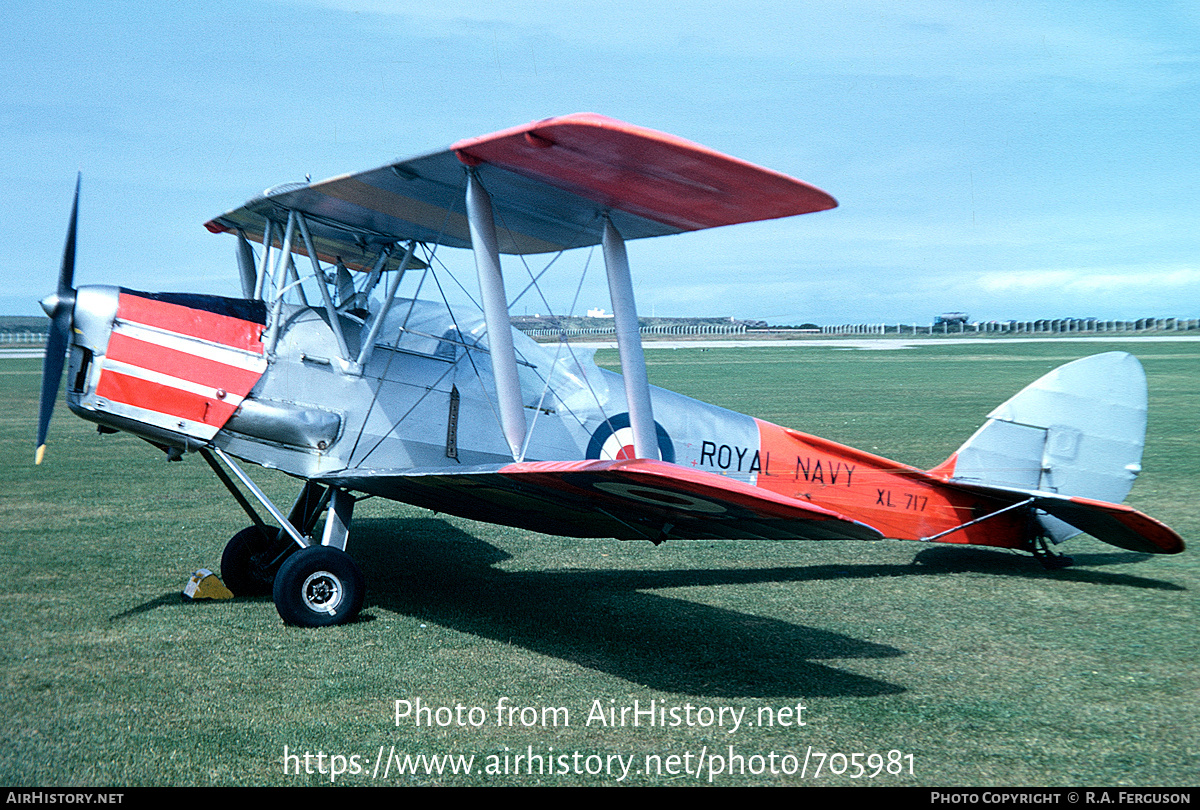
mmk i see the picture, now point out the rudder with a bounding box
[944,352,1147,543]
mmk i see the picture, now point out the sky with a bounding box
[3,0,1198,324]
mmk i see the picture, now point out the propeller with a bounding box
[35,174,80,465]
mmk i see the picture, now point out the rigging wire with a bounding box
[345,167,641,469]
[346,188,460,467]
[347,262,434,468]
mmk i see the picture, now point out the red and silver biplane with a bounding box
[36,114,1184,626]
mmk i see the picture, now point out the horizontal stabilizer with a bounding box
[206,113,836,259]
[319,458,882,543]
[1030,493,1184,555]
[944,479,1184,554]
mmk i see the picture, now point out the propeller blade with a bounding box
[35,313,69,464]
[59,173,80,294]
[35,174,80,465]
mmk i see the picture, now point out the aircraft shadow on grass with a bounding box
[345,518,1184,697]
[347,518,903,698]
[345,517,1185,695]
[113,517,1182,698]
[909,545,1186,590]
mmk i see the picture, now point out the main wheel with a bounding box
[272,545,364,627]
[221,525,278,597]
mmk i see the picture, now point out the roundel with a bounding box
[586,413,675,463]
[592,482,726,513]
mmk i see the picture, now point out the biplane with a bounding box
[36,114,1184,627]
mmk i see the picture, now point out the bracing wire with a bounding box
[346,180,463,467]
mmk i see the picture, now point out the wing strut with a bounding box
[297,213,353,368]
[265,210,298,355]
[356,241,416,368]
[254,219,274,300]
[602,219,658,459]
[466,170,527,459]
[236,229,257,299]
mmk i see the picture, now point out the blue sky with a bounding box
[4,1,1198,324]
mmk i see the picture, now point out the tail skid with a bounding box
[939,352,1183,555]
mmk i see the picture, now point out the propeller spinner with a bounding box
[36,174,80,464]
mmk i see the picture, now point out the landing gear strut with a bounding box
[273,487,364,627]
[216,479,331,597]
[203,448,364,626]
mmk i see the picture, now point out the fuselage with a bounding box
[63,286,1028,550]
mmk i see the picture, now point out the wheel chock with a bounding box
[183,568,234,600]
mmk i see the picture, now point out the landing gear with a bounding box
[202,448,364,626]
[1031,535,1073,570]
[220,525,278,596]
[273,545,364,627]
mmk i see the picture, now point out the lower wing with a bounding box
[318,458,883,543]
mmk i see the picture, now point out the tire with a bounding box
[221,525,277,597]
[272,545,364,627]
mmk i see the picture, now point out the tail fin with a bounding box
[941,352,1178,551]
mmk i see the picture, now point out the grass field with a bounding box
[2,340,1196,786]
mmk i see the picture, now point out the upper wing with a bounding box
[318,458,882,543]
[205,113,837,261]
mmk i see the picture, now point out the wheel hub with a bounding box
[301,571,343,614]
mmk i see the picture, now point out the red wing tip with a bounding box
[810,193,838,212]
[449,113,627,152]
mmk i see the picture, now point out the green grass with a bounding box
[2,341,1196,786]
